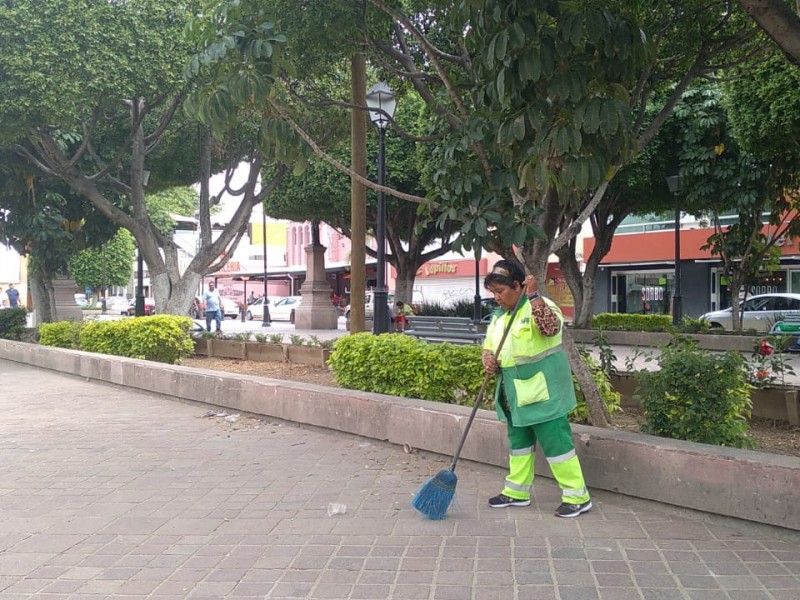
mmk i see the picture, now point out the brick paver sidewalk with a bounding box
[0,360,798,600]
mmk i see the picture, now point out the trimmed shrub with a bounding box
[79,319,134,357]
[41,315,194,364]
[592,313,672,332]
[589,313,711,334]
[329,333,623,419]
[107,315,194,363]
[0,307,27,340]
[39,321,82,349]
[634,338,755,448]
[329,333,487,404]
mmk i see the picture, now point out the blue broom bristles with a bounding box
[411,469,458,520]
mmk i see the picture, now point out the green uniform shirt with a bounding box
[483,297,577,426]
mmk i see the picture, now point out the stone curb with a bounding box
[1,339,797,531]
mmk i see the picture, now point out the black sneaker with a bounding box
[554,500,592,518]
[488,494,530,508]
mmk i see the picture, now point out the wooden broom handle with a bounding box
[448,291,526,471]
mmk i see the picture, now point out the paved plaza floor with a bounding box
[0,360,798,600]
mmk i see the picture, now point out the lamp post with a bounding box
[666,174,682,325]
[135,249,145,317]
[261,207,271,327]
[135,169,150,318]
[473,247,482,323]
[366,81,397,335]
[101,243,107,315]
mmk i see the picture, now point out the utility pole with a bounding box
[349,53,367,332]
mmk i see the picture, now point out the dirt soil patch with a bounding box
[180,356,800,458]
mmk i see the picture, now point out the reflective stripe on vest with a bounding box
[512,344,563,367]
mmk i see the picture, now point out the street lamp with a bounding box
[473,247,482,324]
[366,81,397,335]
[135,169,150,317]
[666,173,682,325]
[135,249,145,317]
[101,243,107,315]
[261,207,271,327]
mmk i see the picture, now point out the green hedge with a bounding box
[39,321,83,348]
[328,333,621,421]
[591,313,673,332]
[329,333,485,404]
[0,307,27,340]
[39,316,194,364]
[589,313,710,333]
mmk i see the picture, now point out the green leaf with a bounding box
[495,29,508,61]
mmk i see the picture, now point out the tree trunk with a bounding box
[515,190,612,428]
[392,253,417,305]
[349,53,368,333]
[563,329,612,428]
[158,269,203,317]
[29,264,55,324]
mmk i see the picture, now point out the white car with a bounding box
[700,293,800,331]
[219,296,241,319]
[245,296,268,321]
[269,296,302,323]
[106,296,130,313]
[344,291,394,320]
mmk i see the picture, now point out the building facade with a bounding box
[586,223,800,318]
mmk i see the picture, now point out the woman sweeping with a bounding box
[482,260,592,518]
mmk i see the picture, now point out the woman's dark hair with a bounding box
[484,259,525,289]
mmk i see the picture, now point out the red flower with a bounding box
[758,341,775,356]
[756,369,770,380]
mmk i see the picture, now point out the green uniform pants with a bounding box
[502,414,590,505]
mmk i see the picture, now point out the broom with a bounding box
[411,291,526,520]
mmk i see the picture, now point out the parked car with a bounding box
[219,296,240,319]
[74,293,90,309]
[245,296,268,321]
[343,291,394,320]
[106,296,130,313]
[480,297,500,323]
[269,296,302,323]
[700,293,800,331]
[124,298,156,316]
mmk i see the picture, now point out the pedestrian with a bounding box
[203,282,222,333]
[481,260,592,518]
[392,300,414,332]
[5,283,20,308]
[248,291,256,305]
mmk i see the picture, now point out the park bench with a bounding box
[404,315,485,345]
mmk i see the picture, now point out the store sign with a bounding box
[641,286,665,302]
[749,285,779,295]
[215,260,242,274]
[421,263,457,276]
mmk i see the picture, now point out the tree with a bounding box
[265,94,459,303]
[0,0,295,317]
[68,230,136,297]
[0,150,122,321]
[678,62,800,330]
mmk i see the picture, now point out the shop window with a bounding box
[622,273,673,315]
